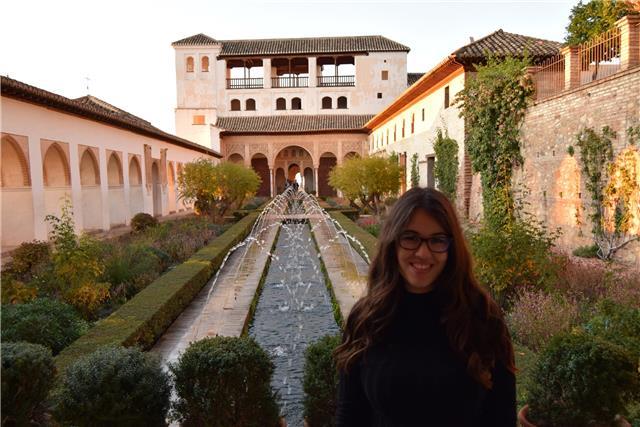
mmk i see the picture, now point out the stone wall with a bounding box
[513,67,640,264]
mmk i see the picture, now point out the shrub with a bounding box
[602,269,640,309]
[507,289,579,352]
[469,218,560,307]
[54,346,170,427]
[1,276,38,304]
[1,298,87,355]
[582,299,640,358]
[103,244,162,298]
[1,342,56,426]
[8,240,51,279]
[527,333,639,426]
[572,244,599,258]
[170,336,279,427]
[554,255,611,303]
[130,213,158,233]
[303,335,340,427]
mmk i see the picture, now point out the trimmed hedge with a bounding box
[303,334,341,427]
[55,212,259,373]
[328,211,378,262]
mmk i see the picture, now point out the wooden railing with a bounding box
[317,75,355,87]
[271,76,309,88]
[226,78,263,89]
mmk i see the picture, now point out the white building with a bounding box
[1,76,221,249]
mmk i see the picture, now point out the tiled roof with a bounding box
[1,76,221,157]
[171,33,219,46]
[173,34,410,56]
[452,30,562,63]
[217,115,374,134]
[407,72,425,86]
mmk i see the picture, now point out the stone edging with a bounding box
[55,212,259,373]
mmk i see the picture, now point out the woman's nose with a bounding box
[414,240,434,258]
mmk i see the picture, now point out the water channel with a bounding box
[153,189,366,426]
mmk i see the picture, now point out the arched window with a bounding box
[276,97,286,110]
[107,153,123,186]
[402,119,406,138]
[230,99,241,111]
[43,144,70,187]
[1,137,30,187]
[291,97,302,110]
[411,113,415,134]
[246,98,256,111]
[321,97,332,109]
[201,56,209,72]
[79,149,100,186]
[337,96,348,109]
[186,56,194,73]
[129,157,142,186]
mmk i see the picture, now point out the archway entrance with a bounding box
[318,152,337,197]
[251,153,270,197]
[274,145,312,193]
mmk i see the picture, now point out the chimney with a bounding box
[469,36,475,43]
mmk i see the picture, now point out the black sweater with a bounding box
[336,290,516,427]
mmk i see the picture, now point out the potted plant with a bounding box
[519,332,638,427]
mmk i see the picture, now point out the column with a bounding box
[617,15,640,71]
[314,167,319,195]
[263,58,272,89]
[122,151,131,224]
[308,56,318,88]
[269,167,274,197]
[562,46,580,90]
[98,147,111,230]
[28,136,47,240]
[68,142,83,233]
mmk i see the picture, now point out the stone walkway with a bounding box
[151,222,280,364]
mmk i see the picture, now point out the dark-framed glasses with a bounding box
[397,232,452,253]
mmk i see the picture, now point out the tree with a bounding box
[410,153,420,188]
[329,156,401,215]
[433,128,459,202]
[565,0,638,45]
[178,159,260,221]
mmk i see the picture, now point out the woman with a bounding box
[335,187,516,426]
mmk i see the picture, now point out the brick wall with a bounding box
[513,67,640,264]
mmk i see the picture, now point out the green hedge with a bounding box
[55,212,259,373]
[328,211,378,262]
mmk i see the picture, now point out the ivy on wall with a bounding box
[574,125,640,259]
[455,55,533,228]
[432,128,459,202]
[410,153,420,188]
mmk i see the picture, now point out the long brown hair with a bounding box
[334,187,515,389]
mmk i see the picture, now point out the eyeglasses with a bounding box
[397,232,452,253]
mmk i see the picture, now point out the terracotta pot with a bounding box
[518,404,632,427]
[518,405,536,427]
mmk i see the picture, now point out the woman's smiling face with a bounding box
[396,208,449,294]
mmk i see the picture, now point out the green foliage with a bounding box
[572,243,600,258]
[582,299,640,358]
[170,336,279,427]
[1,276,39,304]
[102,244,162,299]
[410,153,420,188]
[54,346,170,427]
[469,216,560,307]
[565,0,637,45]
[567,145,575,156]
[1,342,56,427]
[303,334,341,427]
[130,212,158,233]
[329,156,401,215]
[178,159,261,220]
[575,126,615,237]
[46,200,110,319]
[433,128,459,201]
[527,333,639,426]
[455,55,533,228]
[8,240,51,278]
[54,212,258,374]
[1,298,88,355]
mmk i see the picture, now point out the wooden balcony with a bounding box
[271,76,309,88]
[226,78,263,89]
[317,75,355,87]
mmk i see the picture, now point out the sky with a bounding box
[1,0,575,134]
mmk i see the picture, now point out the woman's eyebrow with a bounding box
[401,230,447,237]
